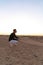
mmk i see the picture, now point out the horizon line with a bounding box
[0,34,43,36]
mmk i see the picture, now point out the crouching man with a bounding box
[9,29,18,47]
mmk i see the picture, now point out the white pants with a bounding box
[9,40,18,47]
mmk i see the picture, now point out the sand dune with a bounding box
[0,35,43,65]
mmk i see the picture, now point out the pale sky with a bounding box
[0,0,43,35]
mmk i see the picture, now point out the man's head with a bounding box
[13,29,17,33]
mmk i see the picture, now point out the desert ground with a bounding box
[0,35,43,65]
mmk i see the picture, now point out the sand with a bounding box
[0,35,43,65]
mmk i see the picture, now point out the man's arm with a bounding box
[14,35,19,40]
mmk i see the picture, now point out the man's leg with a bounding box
[9,40,14,47]
[14,40,18,46]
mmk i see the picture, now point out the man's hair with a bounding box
[13,29,17,32]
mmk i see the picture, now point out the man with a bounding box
[9,29,18,47]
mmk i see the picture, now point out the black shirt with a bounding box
[9,33,18,41]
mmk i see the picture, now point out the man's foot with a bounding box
[9,43,13,48]
[14,43,18,46]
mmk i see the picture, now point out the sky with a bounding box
[0,0,43,35]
